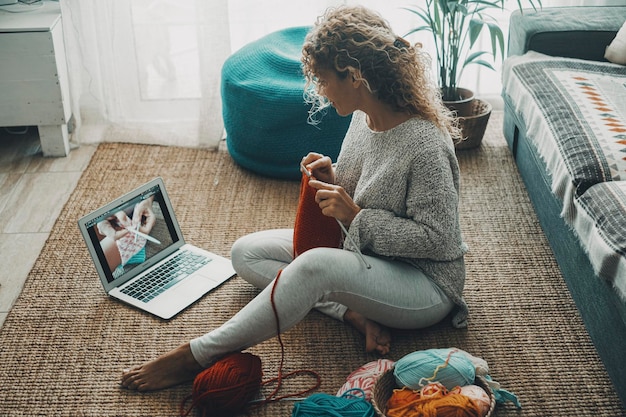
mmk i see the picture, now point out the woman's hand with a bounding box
[301,152,335,184]
[97,211,131,240]
[309,179,361,226]
[132,197,156,234]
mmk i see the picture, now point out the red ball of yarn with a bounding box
[180,352,263,417]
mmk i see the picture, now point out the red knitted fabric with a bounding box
[293,172,342,257]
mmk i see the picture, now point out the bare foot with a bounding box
[120,342,204,391]
[344,309,391,355]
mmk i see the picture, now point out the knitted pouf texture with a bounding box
[221,26,352,180]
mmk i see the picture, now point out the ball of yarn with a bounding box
[394,348,476,390]
[387,385,482,417]
[292,392,375,417]
[181,352,263,417]
[337,359,395,401]
[387,384,447,414]
[459,384,491,416]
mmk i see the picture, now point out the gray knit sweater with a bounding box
[335,111,469,328]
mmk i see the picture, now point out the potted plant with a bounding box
[403,0,540,148]
[403,0,541,112]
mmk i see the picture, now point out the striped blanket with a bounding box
[503,51,626,299]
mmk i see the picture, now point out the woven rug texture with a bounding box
[0,112,624,416]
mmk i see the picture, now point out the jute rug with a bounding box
[0,112,624,416]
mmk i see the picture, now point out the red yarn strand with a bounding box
[254,269,321,405]
[262,268,287,402]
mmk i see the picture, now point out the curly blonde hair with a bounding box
[301,5,460,140]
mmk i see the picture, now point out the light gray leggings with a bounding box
[189,229,453,366]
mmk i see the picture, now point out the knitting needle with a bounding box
[125,226,161,245]
[336,220,371,269]
[300,162,312,178]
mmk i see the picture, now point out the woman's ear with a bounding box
[350,70,362,88]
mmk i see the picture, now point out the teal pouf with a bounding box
[221,26,352,180]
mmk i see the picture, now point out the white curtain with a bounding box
[59,0,620,148]
[61,0,346,148]
[61,0,231,148]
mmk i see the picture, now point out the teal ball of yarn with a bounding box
[393,348,475,390]
[291,392,375,417]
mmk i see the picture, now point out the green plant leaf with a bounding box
[402,6,432,25]
[470,0,504,10]
[465,58,497,71]
[486,21,505,60]
[405,25,434,36]
[465,50,491,62]
[515,0,542,12]
[447,1,468,16]
[468,19,484,48]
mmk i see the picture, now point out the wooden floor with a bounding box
[0,127,95,328]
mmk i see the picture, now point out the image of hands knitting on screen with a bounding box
[121,5,468,392]
[97,196,157,277]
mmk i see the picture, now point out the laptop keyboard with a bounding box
[120,250,212,303]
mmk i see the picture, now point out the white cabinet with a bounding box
[0,1,72,156]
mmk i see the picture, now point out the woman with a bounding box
[121,5,468,392]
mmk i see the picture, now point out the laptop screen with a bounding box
[82,183,179,284]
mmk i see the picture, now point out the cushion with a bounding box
[221,26,352,180]
[507,7,626,60]
[605,20,626,65]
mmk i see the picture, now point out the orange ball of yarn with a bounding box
[387,387,421,408]
[387,384,483,417]
[180,352,263,417]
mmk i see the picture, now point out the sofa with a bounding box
[502,6,626,407]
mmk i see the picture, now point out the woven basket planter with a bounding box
[371,368,496,417]
[454,98,492,150]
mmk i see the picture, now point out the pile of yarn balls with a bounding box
[330,348,493,417]
[388,348,492,417]
[291,358,396,417]
[181,348,497,417]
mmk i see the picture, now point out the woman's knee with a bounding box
[230,229,294,280]
[230,234,252,276]
[288,248,356,281]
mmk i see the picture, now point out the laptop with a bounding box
[78,177,236,319]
